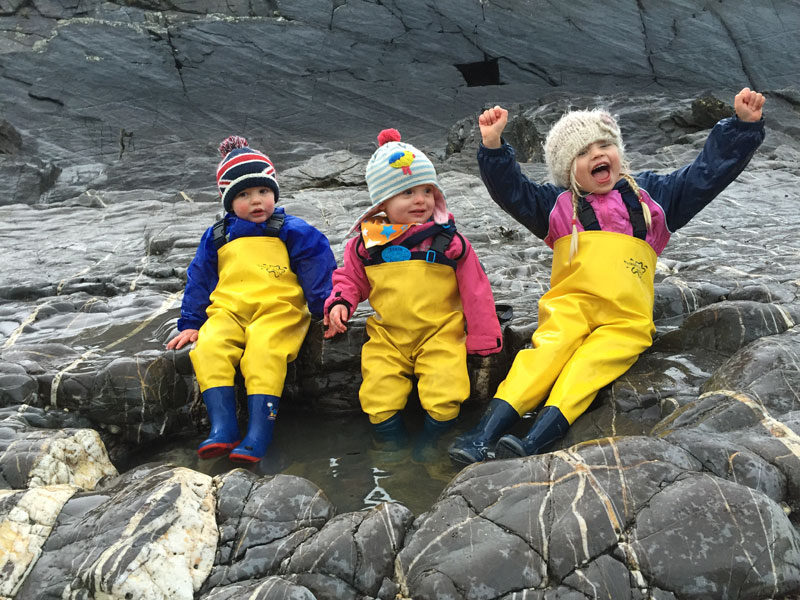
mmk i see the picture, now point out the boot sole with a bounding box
[495,436,526,459]
[198,441,239,459]
[229,452,262,463]
[448,447,485,465]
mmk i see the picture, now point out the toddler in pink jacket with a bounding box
[324,129,503,448]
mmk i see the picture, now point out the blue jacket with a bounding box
[177,207,336,329]
[477,116,765,253]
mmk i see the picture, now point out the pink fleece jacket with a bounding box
[324,216,503,355]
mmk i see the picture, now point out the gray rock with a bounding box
[403,437,800,599]
[1,1,800,598]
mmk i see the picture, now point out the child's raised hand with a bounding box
[166,328,198,350]
[478,105,508,149]
[734,88,765,122]
[323,304,349,339]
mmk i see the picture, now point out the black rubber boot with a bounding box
[447,398,520,464]
[412,414,456,462]
[372,412,409,447]
[494,406,569,459]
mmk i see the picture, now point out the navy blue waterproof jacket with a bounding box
[177,207,336,329]
[477,116,765,255]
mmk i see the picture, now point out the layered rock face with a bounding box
[2,1,800,599]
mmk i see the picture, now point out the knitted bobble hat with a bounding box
[347,128,448,236]
[216,135,279,212]
[543,109,625,189]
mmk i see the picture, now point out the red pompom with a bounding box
[218,135,249,157]
[377,129,401,146]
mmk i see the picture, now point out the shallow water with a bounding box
[127,405,491,516]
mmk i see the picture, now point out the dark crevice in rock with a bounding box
[164,25,188,95]
[329,0,347,31]
[225,475,257,564]
[635,0,659,86]
[703,3,757,90]
[27,92,64,106]
[565,15,584,33]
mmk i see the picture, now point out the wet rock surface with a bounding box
[2,1,800,598]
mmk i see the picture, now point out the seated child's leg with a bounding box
[496,315,654,458]
[360,331,414,428]
[414,327,469,423]
[546,316,653,423]
[495,293,592,415]
[448,293,591,464]
[228,313,309,462]
[238,309,309,396]
[190,309,246,391]
[190,309,246,459]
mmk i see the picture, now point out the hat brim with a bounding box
[222,174,280,211]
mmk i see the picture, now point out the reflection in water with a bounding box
[122,406,476,516]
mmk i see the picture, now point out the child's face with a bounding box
[381,184,436,224]
[572,141,621,195]
[231,186,276,223]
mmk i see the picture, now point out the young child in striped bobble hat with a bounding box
[324,128,503,456]
[167,136,336,463]
[449,88,766,464]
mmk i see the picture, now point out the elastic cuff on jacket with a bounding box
[478,138,512,154]
[326,299,352,319]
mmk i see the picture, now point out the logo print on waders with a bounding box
[260,264,287,278]
[624,258,648,279]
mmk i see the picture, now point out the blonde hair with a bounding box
[567,162,652,263]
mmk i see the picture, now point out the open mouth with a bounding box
[591,162,611,182]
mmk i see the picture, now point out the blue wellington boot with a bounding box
[229,394,279,463]
[412,414,456,462]
[372,413,409,448]
[494,406,569,459]
[447,398,520,464]
[197,386,240,459]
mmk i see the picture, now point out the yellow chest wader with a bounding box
[495,231,656,423]
[190,236,310,396]
[360,251,468,424]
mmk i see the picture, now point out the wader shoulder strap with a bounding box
[211,213,285,250]
[577,195,646,240]
[211,219,227,250]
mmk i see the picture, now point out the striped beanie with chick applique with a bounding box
[347,129,448,236]
[216,135,280,213]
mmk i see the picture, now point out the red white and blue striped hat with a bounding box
[216,135,279,212]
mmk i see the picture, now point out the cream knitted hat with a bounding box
[543,109,625,188]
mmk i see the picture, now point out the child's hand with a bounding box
[478,105,508,149]
[734,88,765,122]
[166,328,198,350]
[323,305,349,339]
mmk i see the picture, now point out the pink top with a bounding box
[544,188,671,256]
[325,216,503,355]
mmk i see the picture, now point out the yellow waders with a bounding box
[361,260,468,424]
[496,231,656,423]
[190,237,310,396]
